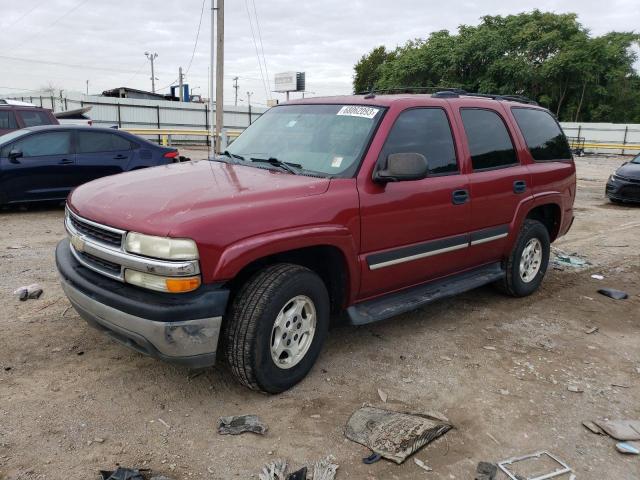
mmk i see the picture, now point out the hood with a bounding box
[68,160,330,236]
[616,162,640,180]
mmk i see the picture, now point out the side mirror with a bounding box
[374,152,429,183]
[8,149,23,163]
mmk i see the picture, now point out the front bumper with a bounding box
[56,239,230,368]
[606,177,640,203]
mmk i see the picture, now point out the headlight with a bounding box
[125,270,201,293]
[125,232,199,260]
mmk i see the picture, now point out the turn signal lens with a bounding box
[166,276,201,293]
[125,269,201,293]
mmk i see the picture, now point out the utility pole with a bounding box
[247,91,253,125]
[233,76,239,106]
[214,0,224,154]
[145,51,158,93]
[86,80,89,95]
[209,1,215,154]
[178,67,184,102]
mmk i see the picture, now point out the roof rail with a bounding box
[0,99,37,107]
[357,86,464,96]
[357,87,537,105]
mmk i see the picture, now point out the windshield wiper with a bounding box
[222,150,245,161]
[250,157,301,175]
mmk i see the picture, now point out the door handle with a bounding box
[452,189,469,205]
[58,158,73,165]
[513,180,527,194]
[113,155,127,160]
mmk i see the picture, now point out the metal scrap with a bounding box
[217,414,268,435]
[498,451,572,480]
[344,406,452,464]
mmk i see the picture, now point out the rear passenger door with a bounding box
[75,130,134,183]
[458,107,533,263]
[358,107,472,298]
[0,110,18,136]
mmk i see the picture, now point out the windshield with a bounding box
[226,104,384,177]
[632,154,640,164]
[0,129,30,145]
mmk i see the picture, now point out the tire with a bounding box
[498,219,550,297]
[222,263,330,393]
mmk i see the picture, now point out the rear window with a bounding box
[77,131,132,153]
[0,111,17,129]
[18,110,54,127]
[511,108,572,161]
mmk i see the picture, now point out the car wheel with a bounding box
[498,219,550,297]
[222,263,330,393]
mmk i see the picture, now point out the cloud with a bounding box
[1,0,638,104]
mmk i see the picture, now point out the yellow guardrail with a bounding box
[569,142,640,151]
[122,128,244,146]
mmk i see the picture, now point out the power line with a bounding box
[0,0,45,30]
[185,0,207,75]
[251,0,271,94]
[244,0,269,101]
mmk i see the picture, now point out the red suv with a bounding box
[56,92,576,393]
[0,100,58,135]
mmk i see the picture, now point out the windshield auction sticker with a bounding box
[337,105,379,119]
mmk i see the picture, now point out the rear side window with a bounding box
[380,108,458,175]
[17,110,53,127]
[0,111,17,129]
[14,132,72,157]
[461,109,518,170]
[511,108,572,161]
[77,131,132,153]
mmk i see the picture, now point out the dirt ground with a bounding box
[1,153,638,480]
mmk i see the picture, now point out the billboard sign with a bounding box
[274,72,298,92]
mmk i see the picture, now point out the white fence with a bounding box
[2,91,267,145]
[560,122,640,155]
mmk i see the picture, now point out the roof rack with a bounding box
[359,86,537,105]
[0,99,37,107]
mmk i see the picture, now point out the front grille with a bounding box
[77,250,122,275]
[620,185,640,200]
[69,214,123,248]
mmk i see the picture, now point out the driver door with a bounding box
[357,107,472,298]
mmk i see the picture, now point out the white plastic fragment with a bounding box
[414,457,432,472]
[258,459,287,480]
[312,455,338,480]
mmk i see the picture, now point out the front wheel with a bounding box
[222,263,330,393]
[498,219,550,297]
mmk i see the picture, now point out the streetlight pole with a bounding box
[247,91,253,125]
[145,51,158,93]
[214,0,224,154]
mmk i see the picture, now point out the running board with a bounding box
[347,263,505,325]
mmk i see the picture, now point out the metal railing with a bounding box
[122,128,244,148]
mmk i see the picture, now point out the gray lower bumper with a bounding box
[61,276,221,368]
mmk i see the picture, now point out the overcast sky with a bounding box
[1,0,638,106]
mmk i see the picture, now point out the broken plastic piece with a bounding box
[345,406,452,464]
[413,457,432,472]
[100,468,145,480]
[285,467,307,480]
[616,442,640,455]
[582,421,604,435]
[597,288,628,300]
[362,452,382,464]
[594,419,640,441]
[498,451,572,480]
[312,456,338,480]
[217,414,267,435]
[475,462,497,480]
[258,459,287,480]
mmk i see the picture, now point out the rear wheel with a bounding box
[222,263,329,393]
[498,219,550,297]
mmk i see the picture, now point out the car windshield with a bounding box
[631,154,640,164]
[226,104,384,177]
[0,129,30,145]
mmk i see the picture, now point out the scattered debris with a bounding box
[611,383,630,389]
[362,452,382,464]
[157,418,170,429]
[7,245,27,250]
[486,432,501,446]
[591,274,604,280]
[475,461,497,480]
[498,389,510,396]
[100,468,146,480]
[13,283,43,301]
[567,385,583,393]
[597,288,628,300]
[285,467,307,480]
[483,346,497,351]
[312,455,338,480]
[552,250,589,269]
[377,388,388,403]
[217,415,268,435]
[401,377,413,383]
[616,442,640,455]
[593,419,640,441]
[584,326,599,334]
[582,421,604,435]
[413,457,432,472]
[498,451,572,480]
[258,459,287,480]
[345,406,452,464]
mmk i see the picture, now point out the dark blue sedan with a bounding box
[0,125,180,205]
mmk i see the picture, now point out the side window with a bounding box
[461,109,518,170]
[14,132,72,157]
[0,111,17,129]
[511,108,572,161]
[78,131,132,153]
[17,110,53,127]
[379,108,458,175]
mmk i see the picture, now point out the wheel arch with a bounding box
[525,202,562,241]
